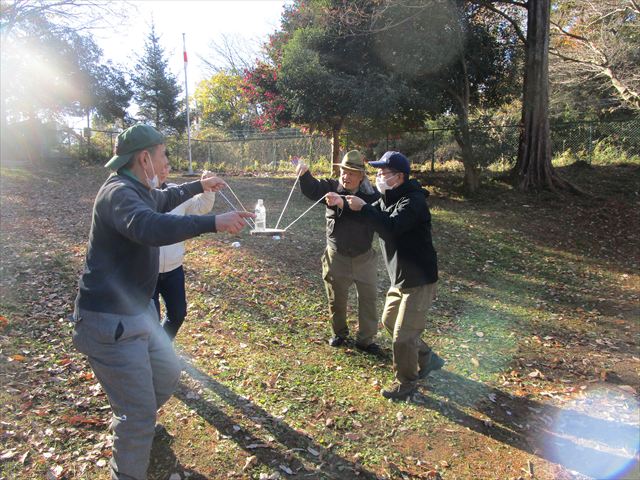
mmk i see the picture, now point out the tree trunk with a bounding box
[330,120,342,176]
[452,57,480,195]
[513,0,573,192]
[456,124,480,195]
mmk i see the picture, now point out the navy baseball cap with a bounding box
[368,151,410,174]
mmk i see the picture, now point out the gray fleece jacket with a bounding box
[76,172,216,315]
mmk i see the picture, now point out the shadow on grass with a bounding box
[177,357,379,480]
[415,370,639,479]
[148,429,207,480]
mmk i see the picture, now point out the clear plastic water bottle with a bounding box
[254,199,266,231]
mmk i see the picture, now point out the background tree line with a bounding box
[1,0,183,132]
[1,0,638,193]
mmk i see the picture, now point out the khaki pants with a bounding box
[382,283,437,386]
[321,247,378,345]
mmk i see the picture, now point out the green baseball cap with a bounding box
[105,124,165,170]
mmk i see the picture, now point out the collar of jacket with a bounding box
[383,178,428,204]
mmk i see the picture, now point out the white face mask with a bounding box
[144,154,159,189]
[376,173,397,193]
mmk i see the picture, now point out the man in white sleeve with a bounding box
[154,162,216,340]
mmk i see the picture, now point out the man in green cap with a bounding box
[71,123,253,480]
[296,151,382,354]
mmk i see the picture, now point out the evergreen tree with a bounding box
[132,22,183,133]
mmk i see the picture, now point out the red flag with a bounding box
[183,50,188,63]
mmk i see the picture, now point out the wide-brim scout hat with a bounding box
[333,150,366,172]
[368,151,410,174]
[105,124,165,170]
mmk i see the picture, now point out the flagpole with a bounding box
[182,33,193,175]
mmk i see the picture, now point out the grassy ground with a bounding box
[0,159,638,480]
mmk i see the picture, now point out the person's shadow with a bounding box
[415,370,639,479]
[148,426,207,479]
[174,357,379,479]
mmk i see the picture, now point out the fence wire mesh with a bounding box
[52,117,638,171]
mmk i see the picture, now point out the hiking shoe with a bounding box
[154,423,171,438]
[381,382,417,400]
[418,351,445,379]
[355,342,385,357]
[328,335,347,347]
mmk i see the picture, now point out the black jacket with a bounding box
[361,179,438,288]
[299,171,380,257]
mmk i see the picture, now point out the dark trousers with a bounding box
[153,266,187,340]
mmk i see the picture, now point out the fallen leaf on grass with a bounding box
[62,415,106,427]
[424,470,442,479]
[243,455,258,471]
[10,354,26,362]
[619,385,637,395]
[471,358,480,368]
[0,449,18,460]
[46,465,64,480]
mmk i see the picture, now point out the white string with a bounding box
[218,191,255,228]
[225,182,251,214]
[275,174,300,229]
[283,193,328,232]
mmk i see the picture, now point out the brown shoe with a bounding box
[381,382,416,400]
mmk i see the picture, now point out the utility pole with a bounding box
[183,33,193,174]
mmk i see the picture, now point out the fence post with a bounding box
[588,123,593,164]
[431,130,435,173]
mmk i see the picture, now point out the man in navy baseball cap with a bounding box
[367,151,411,174]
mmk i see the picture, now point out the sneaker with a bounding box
[328,335,347,347]
[381,382,417,400]
[355,342,385,356]
[418,351,445,379]
[154,423,171,438]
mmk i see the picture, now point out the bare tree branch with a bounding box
[470,0,527,44]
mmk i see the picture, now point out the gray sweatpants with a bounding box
[72,300,181,480]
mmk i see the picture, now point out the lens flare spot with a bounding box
[538,385,639,479]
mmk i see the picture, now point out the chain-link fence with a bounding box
[165,131,333,173]
[45,117,639,171]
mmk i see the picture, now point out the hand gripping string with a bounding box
[218,190,255,229]
[283,193,328,232]
[275,174,300,230]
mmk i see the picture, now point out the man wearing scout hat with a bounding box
[296,150,382,354]
[327,151,444,401]
[72,123,253,479]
